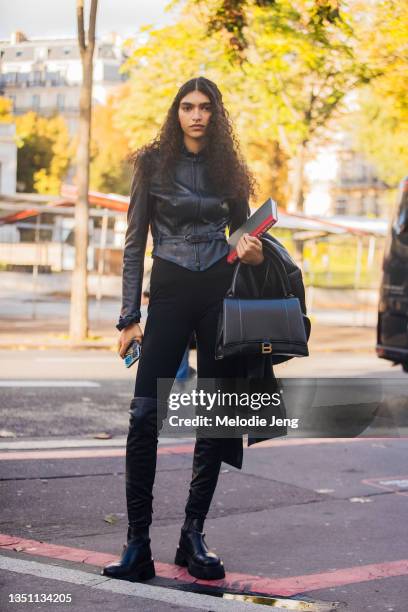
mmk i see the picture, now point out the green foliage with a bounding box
[15,112,71,194]
[242,0,370,151]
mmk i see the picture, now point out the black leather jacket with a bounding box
[117,142,250,330]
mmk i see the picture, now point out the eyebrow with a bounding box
[180,102,212,107]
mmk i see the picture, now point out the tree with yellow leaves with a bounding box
[350,0,408,187]
[15,111,71,194]
[0,97,13,123]
[118,0,371,211]
[116,9,289,206]
[89,92,133,195]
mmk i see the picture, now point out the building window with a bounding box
[335,198,347,215]
[32,94,40,110]
[32,70,42,86]
[35,47,47,60]
[57,93,65,110]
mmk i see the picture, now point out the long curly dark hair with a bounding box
[130,77,257,209]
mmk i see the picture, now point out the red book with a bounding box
[227,198,278,263]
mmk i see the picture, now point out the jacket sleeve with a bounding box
[116,168,151,331]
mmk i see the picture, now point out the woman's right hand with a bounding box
[118,323,143,359]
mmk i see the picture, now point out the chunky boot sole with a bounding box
[102,559,155,582]
[174,547,225,580]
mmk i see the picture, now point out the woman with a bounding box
[103,76,264,582]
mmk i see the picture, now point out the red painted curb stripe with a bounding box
[0,534,118,568]
[0,437,398,461]
[251,437,400,448]
[1,533,407,597]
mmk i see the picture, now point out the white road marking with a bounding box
[0,437,193,451]
[0,555,283,611]
[0,380,100,387]
[379,479,408,489]
[35,358,117,363]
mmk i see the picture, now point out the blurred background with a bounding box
[1,7,408,610]
[0,0,407,363]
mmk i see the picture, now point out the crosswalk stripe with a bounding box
[0,380,100,387]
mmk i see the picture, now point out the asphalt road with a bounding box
[1,349,407,611]
[1,349,407,439]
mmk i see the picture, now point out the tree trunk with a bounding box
[292,141,307,214]
[292,141,307,263]
[69,0,98,342]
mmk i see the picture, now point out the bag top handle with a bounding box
[228,245,292,298]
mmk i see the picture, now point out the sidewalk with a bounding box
[0,296,377,352]
[1,435,407,611]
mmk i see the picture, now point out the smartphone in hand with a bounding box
[123,339,142,368]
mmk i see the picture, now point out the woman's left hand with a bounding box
[236,233,264,265]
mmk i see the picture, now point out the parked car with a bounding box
[377,176,408,372]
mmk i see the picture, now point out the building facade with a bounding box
[0,30,127,134]
[301,133,389,218]
[331,136,388,217]
[0,122,17,194]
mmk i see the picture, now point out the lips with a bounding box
[191,126,204,129]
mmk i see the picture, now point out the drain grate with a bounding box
[155,580,347,610]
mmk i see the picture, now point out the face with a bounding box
[178,90,212,140]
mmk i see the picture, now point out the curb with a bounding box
[0,342,374,353]
[0,341,116,350]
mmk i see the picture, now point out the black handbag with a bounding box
[215,250,310,360]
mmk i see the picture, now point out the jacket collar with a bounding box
[180,141,207,160]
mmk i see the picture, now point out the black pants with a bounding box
[127,254,244,530]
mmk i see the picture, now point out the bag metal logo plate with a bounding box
[261,342,273,354]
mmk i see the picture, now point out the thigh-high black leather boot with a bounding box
[102,396,166,581]
[175,437,225,580]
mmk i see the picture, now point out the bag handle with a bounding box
[227,246,292,298]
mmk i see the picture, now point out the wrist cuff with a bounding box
[116,312,141,331]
